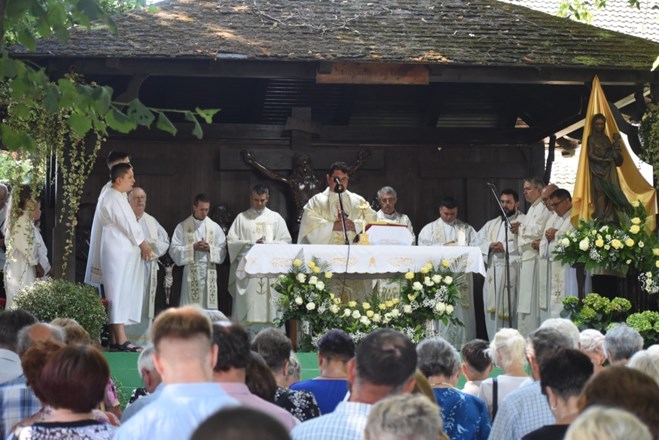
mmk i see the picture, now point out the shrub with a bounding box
[12,279,107,342]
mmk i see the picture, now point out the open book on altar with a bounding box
[365,222,414,246]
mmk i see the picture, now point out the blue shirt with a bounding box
[291,401,371,440]
[433,388,491,440]
[0,375,41,439]
[290,379,348,415]
[114,382,238,440]
[121,383,165,423]
[488,381,554,440]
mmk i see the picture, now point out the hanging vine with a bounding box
[1,74,102,272]
[639,103,659,184]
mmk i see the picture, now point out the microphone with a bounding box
[333,177,345,193]
[486,182,496,188]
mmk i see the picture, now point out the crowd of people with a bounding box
[0,307,657,440]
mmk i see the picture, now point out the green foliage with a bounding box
[560,293,632,332]
[558,0,640,24]
[12,279,108,342]
[626,310,659,347]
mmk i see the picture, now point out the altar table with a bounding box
[236,244,485,279]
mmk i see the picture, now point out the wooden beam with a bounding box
[316,62,429,85]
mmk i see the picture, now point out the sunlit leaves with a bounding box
[127,99,155,127]
[195,107,220,124]
[156,112,177,136]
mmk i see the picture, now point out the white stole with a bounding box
[183,216,218,309]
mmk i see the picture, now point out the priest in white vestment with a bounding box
[375,186,415,244]
[84,151,131,290]
[513,178,552,336]
[539,189,576,323]
[418,196,477,348]
[298,162,376,299]
[169,193,227,310]
[227,185,292,327]
[477,189,524,339]
[89,164,152,351]
[4,188,43,308]
[127,187,170,345]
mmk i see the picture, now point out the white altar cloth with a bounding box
[236,244,485,280]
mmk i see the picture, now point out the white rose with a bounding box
[315,281,325,291]
[579,238,590,251]
[390,309,400,318]
[308,276,318,285]
[294,297,303,305]
[330,305,340,314]
[432,275,442,284]
[372,313,382,323]
[343,308,352,317]
[424,277,434,287]
[443,276,453,285]
[446,305,454,314]
[412,281,423,291]
[403,305,413,314]
[360,316,371,326]
[352,310,361,319]
[296,273,306,283]
[435,302,446,313]
[306,302,316,311]
[560,238,570,247]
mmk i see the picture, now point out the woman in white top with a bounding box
[477,328,529,419]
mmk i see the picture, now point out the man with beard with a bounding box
[477,189,525,339]
[227,184,291,328]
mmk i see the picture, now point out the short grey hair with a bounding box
[565,406,652,440]
[137,343,157,375]
[377,186,397,199]
[16,323,66,357]
[365,394,444,440]
[488,328,527,371]
[416,336,460,378]
[540,318,580,348]
[627,350,659,384]
[528,327,575,368]
[604,323,644,363]
[579,329,605,354]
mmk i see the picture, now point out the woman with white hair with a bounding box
[365,394,447,440]
[578,329,607,372]
[628,349,659,385]
[417,336,490,440]
[477,328,529,419]
[565,406,652,440]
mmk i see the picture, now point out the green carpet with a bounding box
[105,352,505,408]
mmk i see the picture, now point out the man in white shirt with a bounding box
[512,177,552,336]
[227,184,292,327]
[375,186,415,244]
[169,194,227,310]
[539,189,576,323]
[418,196,477,347]
[477,189,524,339]
[128,187,170,344]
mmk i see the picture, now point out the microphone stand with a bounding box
[335,183,350,245]
[487,183,514,328]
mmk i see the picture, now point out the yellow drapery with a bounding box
[571,75,657,230]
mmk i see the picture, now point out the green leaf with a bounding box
[57,78,77,109]
[5,0,31,20]
[67,111,93,137]
[91,86,112,115]
[156,112,177,136]
[17,28,37,51]
[195,107,220,124]
[12,103,32,119]
[127,99,155,127]
[43,86,60,113]
[106,108,138,133]
[185,112,203,139]
[1,124,35,152]
[0,56,18,79]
